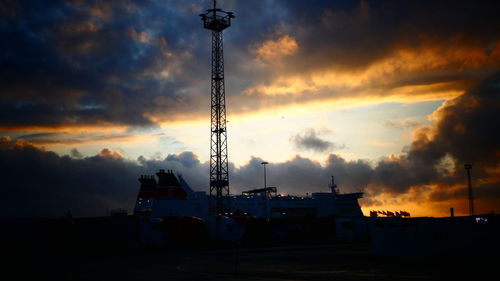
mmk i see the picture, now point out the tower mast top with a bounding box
[199,0,234,32]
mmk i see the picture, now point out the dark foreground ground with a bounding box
[6,243,495,281]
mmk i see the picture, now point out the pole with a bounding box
[264,164,267,188]
[464,164,474,216]
[261,161,269,219]
[261,161,268,189]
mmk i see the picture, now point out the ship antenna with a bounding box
[330,175,338,194]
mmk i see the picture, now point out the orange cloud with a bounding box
[361,182,495,218]
[128,28,152,44]
[0,135,36,149]
[245,40,500,98]
[0,124,132,134]
[98,148,124,159]
[230,40,500,122]
[61,21,102,33]
[256,35,299,61]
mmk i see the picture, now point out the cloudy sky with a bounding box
[1,0,499,218]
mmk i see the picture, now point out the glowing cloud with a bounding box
[256,35,299,62]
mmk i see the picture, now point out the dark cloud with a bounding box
[291,128,342,153]
[1,87,499,219]
[246,72,498,205]
[166,151,200,169]
[70,148,83,158]
[429,182,500,204]
[279,0,500,71]
[1,73,498,218]
[14,132,133,144]
[228,0,500,114]
[0,0,19,17]
[411,73,500,173]
[365,72,500,196]
[0,138,210,218]
[0,139,371,217]
[415,74,498,174]
[0,0,499,217]
[1,0,499,130]
[0,0,207,129]
[231,155,331,194]
[0,140,139,217]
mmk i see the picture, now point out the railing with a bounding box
[201,11,233,31]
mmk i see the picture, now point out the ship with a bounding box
[134,169,364,220]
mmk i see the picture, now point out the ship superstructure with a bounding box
[135,169,208,219]
[134,169,363,219]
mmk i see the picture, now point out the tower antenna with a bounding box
[199,1,235,222]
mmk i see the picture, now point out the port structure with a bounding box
[200,1,234,217]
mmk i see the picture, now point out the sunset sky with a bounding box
[1,0,499,218]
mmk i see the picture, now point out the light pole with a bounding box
[464,164,474,216]
[261,161,269,189]
[261,161,269,219]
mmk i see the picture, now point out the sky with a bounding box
[0,0,499,218]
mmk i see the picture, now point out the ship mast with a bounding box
[330,175,339,194]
